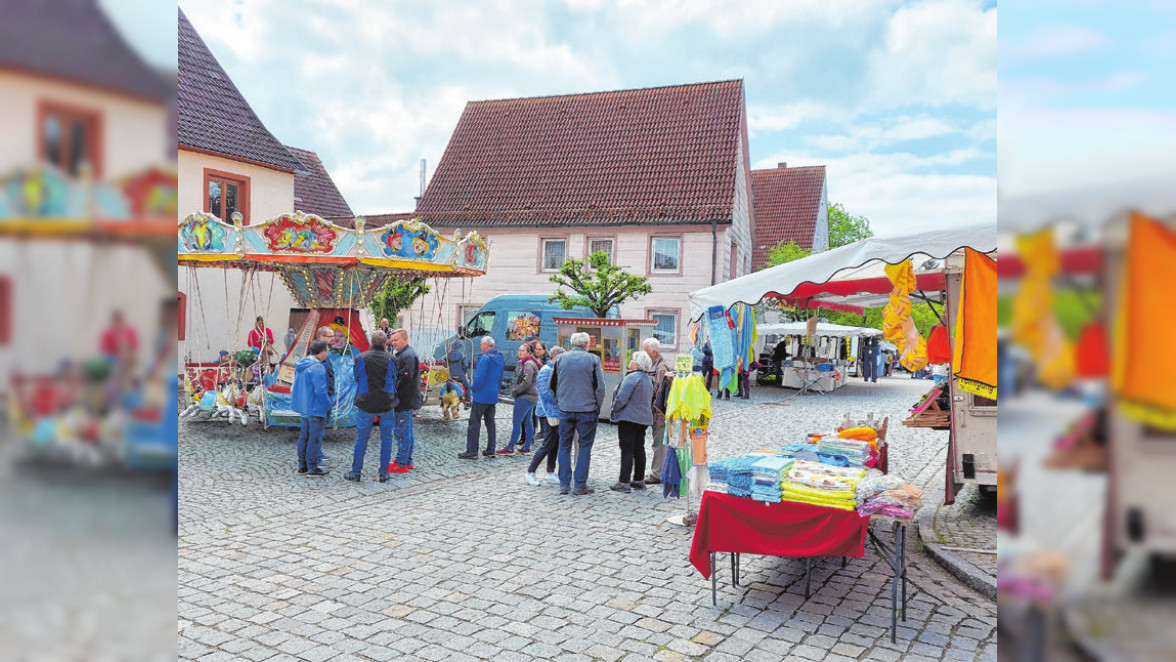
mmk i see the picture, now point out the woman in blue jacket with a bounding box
[609,350,654,493]
[525,346,564,486]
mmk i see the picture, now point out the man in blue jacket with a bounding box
[345,331,398,483]
[549,332,606,495]
[292,339,331,477]
[459,336,504,459]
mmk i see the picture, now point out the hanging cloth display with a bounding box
[882,260,929,371]
[1075,322,1109,379]
[733,303,757,375]
[706,305,737,393]
[926,325,952,365]
[952,248,998,399]
[1113,212,1176,429]
[662,446,683,498]
[1012,229,1074,390]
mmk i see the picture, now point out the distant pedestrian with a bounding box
[525,346,565,486]
[388,328,421,473]
[642,337,672,485]
[292,339,331,477]
[701,340,715,392]
[459,337,505,459]
[550,332,605,496]
[345,331,398,483]
[610,351,654,493]
[502,342,540,455]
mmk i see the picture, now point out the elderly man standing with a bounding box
[460,336,505,459]
[345,331,398,483]
[550,332,605,496]
[642,337,673,485]
[388,328,421,473]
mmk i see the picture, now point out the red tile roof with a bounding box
[0,0,172,103]
[750,164,826,270]
[287,146,353,219]
[415,80,746,227]
[178,9,303,172]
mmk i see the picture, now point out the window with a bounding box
[651,237,680,273]
[203,168,250,224]
[466,310,495,337]
[587,238,614,266]
[0,276,11,345]
[648,310,678,349]
[457,305,480,329]
[38,101,102,178]
[178,292,186,341]
[542,239,567,271]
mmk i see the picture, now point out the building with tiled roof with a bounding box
[750,163,828,270]
[287,146,352,219]
[400,80,755,357]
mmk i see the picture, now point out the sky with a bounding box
[999,1,1176,198]
[176,0,996,238]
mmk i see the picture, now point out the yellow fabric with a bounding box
[952,248,998,399]
[838,427,878,442]
[780,483,858,511]
[883,260,928,371]
[1113,212,1176,428]
[1011,229,1074,390]
[665,374,712,422]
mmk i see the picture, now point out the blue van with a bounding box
[432,294,619,386]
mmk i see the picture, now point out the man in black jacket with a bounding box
[389,328,421,473]
[345,332,398,482]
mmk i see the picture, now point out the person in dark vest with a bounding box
[345,331,398,483]
[388,328,421,473]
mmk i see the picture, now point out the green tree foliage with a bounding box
[548,251,653,318]
[763,241,812,269]
[370,276,431,325]
[827,202,873,248]
[825,302,943,338]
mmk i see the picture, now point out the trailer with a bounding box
[551,317,657,419]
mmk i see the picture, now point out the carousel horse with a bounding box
[181,378,248,425]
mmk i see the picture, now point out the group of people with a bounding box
[289,324,421,481]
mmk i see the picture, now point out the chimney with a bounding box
[778,162,787,169]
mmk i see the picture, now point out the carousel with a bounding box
[178,210,489,428]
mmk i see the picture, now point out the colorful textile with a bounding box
[706,305,737,394]
[926,325,952,365]
[689,492,869,578]
[780,482,857,510]
[952,248,998,398]
[1075,322,1109,379]
[664,374,712,422]
[1011,230,1073,391]
[882,260,928,371]
[1113,212,1176,429]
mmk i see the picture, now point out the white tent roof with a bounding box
[999,174,1176,234]
[688,222,996,321]
[757,321,882,339]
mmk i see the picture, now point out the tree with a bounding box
[548,251,652,318]
[827,202,873,248]
[762,241,812,269]
[369,276,431,326]
[825,302,943,337]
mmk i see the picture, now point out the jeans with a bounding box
[352,410,394,476]
[617,421,647,483]
[558,410,598,490]
[528,416,559,474]
[393,410,415,466]
[296,415,326,471]
[647,417,667,479]
[508,399,536,451]
[465,401,496,455]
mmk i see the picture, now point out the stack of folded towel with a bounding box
[779,460,866,510]
[854,470,923,520]
[818,438,877,467]
[749,456,794,503]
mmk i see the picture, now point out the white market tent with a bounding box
[999,174,1176,234]
[688,223,997,321]
[758,321,882,339]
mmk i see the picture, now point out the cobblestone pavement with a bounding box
[924,484,997,588]
[179,377,996,662]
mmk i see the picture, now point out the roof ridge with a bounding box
[467,78,743,106]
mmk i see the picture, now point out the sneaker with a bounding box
[344,472,360,482]
[559,486,570,495]
[644,475,661,485]
[630,481,646,490]
[517,448,531,454]
[457,453,478,460]
[572,486,596,496]
[545,473,560,485]
[482,451,497,457]
[524,473,541,486]
[389,463,410,474]
[496,448,515,456]
[378,473,390,482]
[306,468,329,477]
[610,482,631,493]
[297,467,308,474]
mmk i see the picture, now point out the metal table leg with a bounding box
[900,523,907,621]
[731,552,738,587]
[804,557,812,599]
[711,551,717,606]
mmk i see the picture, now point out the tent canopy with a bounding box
[689,223,996,321]
[757,321,882,339]
[999,174,1176,234]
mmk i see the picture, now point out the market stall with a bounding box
[551,317,656,418]
[757,321,882,392]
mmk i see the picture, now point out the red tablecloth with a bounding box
[689,491,869,578]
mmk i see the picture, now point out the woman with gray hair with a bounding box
[525,345,566,486]
[608,350,654,493]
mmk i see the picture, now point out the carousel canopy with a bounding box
[178,211,490,309]
[688,223,996,321]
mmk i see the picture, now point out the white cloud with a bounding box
[181,0,281,64]
[866,0,996,108]
[1002,26,1110,64]
[806,115,959,151]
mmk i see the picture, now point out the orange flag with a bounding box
[952,248,997,398]
[1113,212,1176,428]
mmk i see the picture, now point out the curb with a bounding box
[917,500,997,600]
